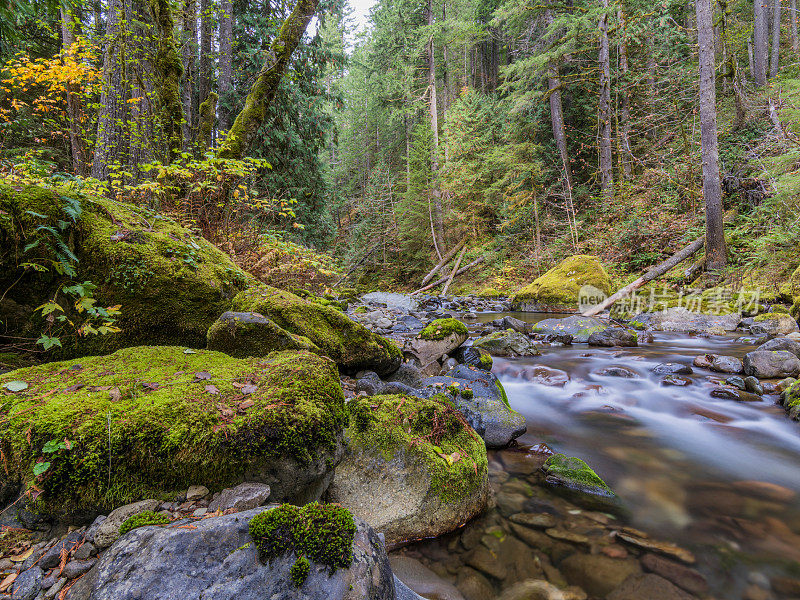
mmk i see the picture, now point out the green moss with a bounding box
[119,510,171,536]
[770,305,791,314]
[628,320,646,330]
[206,312,319,358]
[249,502,355,581]
[543,454,612,492]
[0,347,346,514]
[494,379,510,409]
[477,350,493,371]
[753,313,788,322]
[418,318,468,341]
[231,285,401,374]
[511,255,612,306]
[786,381,800,409]
[353,306,368,314]
[345,394,488,503]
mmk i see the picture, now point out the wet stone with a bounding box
[545,528,589,545]
[560,553,642,598]
[465,546,507,580]
[607,573,694,600]
[595,366,639,378]
[640,553,708,595]
[455,567,494,600]
[710,387,761,402]
[509,513,557,530]
[652,363,693,375]
[614,531,695,564]
[661,375,692,387]
[744,376,764,395]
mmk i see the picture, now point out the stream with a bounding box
[392,310,800,600]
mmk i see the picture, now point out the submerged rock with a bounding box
[633,307,740,334]
[542,454,621,513]
[0,347,347,518]
[328,395,489,547]
[472,330,541,356]
[531,315,608,343]
[510,255,612,312]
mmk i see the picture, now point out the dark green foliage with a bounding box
[290,556,311,586]
[119,510,171,536]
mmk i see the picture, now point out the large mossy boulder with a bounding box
[327,395,489,547]
[511,255,612,312]
[0,183,251,355]
[0,347,347,518]
[230,285,402,375]
[206,311,319,358]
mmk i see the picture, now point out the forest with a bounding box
[1,0,800,597]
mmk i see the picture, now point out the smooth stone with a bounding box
[615,531,695,564]
[93,499,161,549]
[389,557,465,600]
[73,543,96,561]
[208,482,271,513]
[455,567,494,600]
[640,553,709,595]
[607,573,694,600]
[560,553,642,598]
[186,485,209,501]
[587,328,638,347]
[651,363,693,375]
[509,513,557,530]
[497,579,584,600]
[61,559,96,580]
[192,508,207,517]
[594,366,638,378]
[757,337,800,358]
[710,387,761,402]
[744,376,764,394]
[731,480,796,503]
[743,350,800,378]
[43,578,66,600]
[710,355,743,374]
[465,547,507,580]
[545,529,588,545]
[661,375,692,387]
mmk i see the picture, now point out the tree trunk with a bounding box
[544,6,574,195]
[598,0,614,200]
[771,0,781,78]
[181,0,197,150]
[427,0,445,252]
[218,0,233,132]
[61,6,87,176]
[217,0,320,159]
[618,6,632,179]
[755,0,769,84]
[198,0,213,116]
[442,245,467,296]
[792,0,799,56]
[149,0,184,162]
[696,0,727,270]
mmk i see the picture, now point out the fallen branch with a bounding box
[411,255,486,295]
[442,245,467,296]
[421,238,467,285]
[582,237,704,317]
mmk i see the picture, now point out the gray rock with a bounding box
[61,559,96,580]
[743,376,764,395]
[757,337,800,358]
[587,328,638,347]
[743,350,800,378]
[389,557,466,600]
[208,482,271,513]
[498,316,529,334]
[633,307,740,334]
[594,366,638,378]
[73,543,96,561]
[386,363,426,388]
[84,516,106,545]
[472,330,540,356]
[725,376,746,390]
[710,387,762,402]
[92,499,161,549]
[450,346,493,371]
[12,566,42,600]
[43,578,66,600]
[186,485,209,501]
[710,355,743,374]
[750,315,799,336]
[65,507,394,600]
[531,315,607,343]
[651,363,693,375]
[40,531,85,570]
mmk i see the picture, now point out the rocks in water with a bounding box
[607,573,694,600]
[594,366,638,378]
[756,336,800,358]
[451,346,494,372]
[744,376,764,394]
[208,482,271,513]
[472,330,541,356]
[404,318,469,371]
[328,395,489,547]
[560,553,642,598]
[749,314,799,336]
[231,285,402,375]
[389,556,466,600]
[0,348,347,517]
[710,387,761,401]
[661,375,692,387]
[491,316,530,333]
[692,353,743,373]
[633,307,740,334]
[206,311,319,357]
[587,328,639,347]
[531,315,608,343]
[497,579,586,600]
[614,529,695,564]
[725,376,746,390]
[66,505,394,600]
[640,553,708,595]
[743,350,800,378]
[542,454,621,512]
[651,363,693,375]
[510,255,612,312]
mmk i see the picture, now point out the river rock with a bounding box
[640,553,709,595]
[206,311,318,358]
[65,506,394,600]
[594,366,638,378]
[743,350,800,378]
[395,576,427,600]
[93,499,161,549]
[472,330,541,356]
[542,454,621,512]
[651,363,693,375]
[587,328,638,347]
[328,395,489,547]
[497,579,587,600]
[11,566,42,600]
[389,557,466,600]
[756,337,800,358]
[744,376,764,394]
[510,255,612,312]
[661,375,692,386]
[633,307,740,334]
[607,574,694,600]
[517,366,570,386]
[531,315,608,343]
[560,553,642,598]
[404,318,469,370]
[710,355,744,374]
[208,482,271,513]
[491,316,530,333]
[455,567,495,600]
[750,314,799,336]
[451,346,494,372]
[386,362,427,388]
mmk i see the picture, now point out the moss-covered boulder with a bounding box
[750,313,799,336]
[404,318,469,373]
[0,347,347,518]
[230,285,401,375]
[327,395,489,547]
[511,255,612,311]
[206,311,319,358]
[783,381,800,419]
[0,183,250,355]
[472,330,541,357]
[543,453,621,513]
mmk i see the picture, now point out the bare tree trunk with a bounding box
[748,39,755,78]
[544,6,573,195]
[181,0,197,150]
[618,6,632,179]
[198,0,213,120]
[61,6,87,176]
[792,0,799,56]
[598,0,614,200]
[696,0,727,270]
[427,0,445,252]
[771,0,781,78]
[755,0,769,84]
[218,0,233,132]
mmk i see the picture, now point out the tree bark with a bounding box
[218,0,234,132]
[421,238,466,285]
[792,0,799,56]
[696,0,727,270]
[181,0,197,150]
[544,6,574,195]
[198,0,213,115]
[61,6,87,176]
[771,0,781,78]
[598,0,614,200]
[426,0,445,252]
[755,0,769,84]
[149,0,184,162]
[618,5,632,179]
[217,0,320,159]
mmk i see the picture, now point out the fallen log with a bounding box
[441,245,468,296]
[411,255,486,295]
[421,238,467,285]
[582,237,704,317]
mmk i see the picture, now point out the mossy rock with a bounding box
[118,510,171,536]
[0,347,347,518]
[0,183,251,356]
[231,285,401,375]
[206,311,319,358]
[418,318,469,341]
[327,394,489,546]
[511,255,612,311]
[542,453,621,513]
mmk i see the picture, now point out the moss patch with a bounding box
[511,255,612,306]
[786,381,800,409]
[119,510,171,536]
[0,347,345,514]
[346,394,488,503]
[249,502,356,584]
[232,285,401,375]
[418,318,469,341]
[543,453,612,492]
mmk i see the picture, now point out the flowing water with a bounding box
[394,311,800,599]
